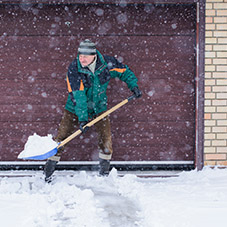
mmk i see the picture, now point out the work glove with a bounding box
[79,121,90,133]
[132,87,142,98]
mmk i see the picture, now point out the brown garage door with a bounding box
[0,3,196,167]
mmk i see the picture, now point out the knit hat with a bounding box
[78,39,96,55]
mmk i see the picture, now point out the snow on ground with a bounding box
[0,167,227,227]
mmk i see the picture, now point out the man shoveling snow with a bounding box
[19,39,142,183]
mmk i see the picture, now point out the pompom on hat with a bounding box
[78,39,96,55]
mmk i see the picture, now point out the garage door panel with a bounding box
[0,91,66,106]
[0,95,66,106]
[0,37,76,63]
[111,121,194,135]
[110,147,194,161]
[139,64,195,79]
[109,78,195,106]
[0,79,67,104]
[0,61,69,79]
[0,3,196,164]
[1,35,195,61]
[109,92,194,106]
[142,79,195,95]
[1,35,195,82]
[112,134,194,148]
[0,4,195,36]
[101,36,195,57]
[111,105,195,122]
[56,142,193,162]
[0,105,64,122]
[111,146,194,161]
[0,100,194,123]
[0,122,58,139]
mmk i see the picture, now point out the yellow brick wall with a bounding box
[205,0,227,165]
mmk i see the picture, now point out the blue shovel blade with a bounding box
[21,146,58,160]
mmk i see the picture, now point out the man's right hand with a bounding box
[79,121,90,133]
[132,87,142,98]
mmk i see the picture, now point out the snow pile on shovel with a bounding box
[18,133,58,160]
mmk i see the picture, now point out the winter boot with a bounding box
[99,158,110,176]
[44,159,58,183]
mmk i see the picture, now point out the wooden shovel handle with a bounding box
[58,95,135,148]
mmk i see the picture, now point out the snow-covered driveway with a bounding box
[0,167,227,227]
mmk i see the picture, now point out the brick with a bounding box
[217,24,227,30]
[217,65,227,71]
[212,140,226,146]
[206,10,216,16]
[218,38,227,43]
[204,133,216,139]
[205,153,226,160]
[205,37,217,44]
[205,86,212,92]
[214,31,227,37]
[217,52,227,57]
[206,3,213,9]
[205,127,211,133]
[214,3,227,9]
[217,106,227,112]
[205,106,216,113]
[213,86,227,92]
[212,127,227,133]
[213,72,227,78]
[217,93,227,99]
[204,140,211,146]
[205,65,216,72]
[205,99,212,106]
[217,161,227,166]
[213,59,227,64]
[212,113,227,119]
[205,51,216,58]
[204,161,216,166]
[206,17,213,23]
[205,120,216,126]
[217,120,227,125]
[217,133,227,139]
[207,0,224,2]
[205,113,212,119]
[205,32,213,38]
[205,45,213,51]
[205,93,216,99]
[216,79,227,85]
[206,24,216,30]
[205,72,212,78]
[205,79,215,85]
[212,100,227,105]
[217,147,227,153]
[214,17,227,23]
[204,147,216,153]
[217,10,227,16]
[213,45,227,51]
[205,58,212,64]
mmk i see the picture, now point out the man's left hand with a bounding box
[79,121,90,133]
[132,87,142,98]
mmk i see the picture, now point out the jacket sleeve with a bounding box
[105,55,138,91]
[66,62,88,122]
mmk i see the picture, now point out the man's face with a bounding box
[79,55,95,67]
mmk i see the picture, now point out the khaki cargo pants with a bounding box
[49,109,113,162]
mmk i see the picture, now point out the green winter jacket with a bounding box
[65,50,139,122]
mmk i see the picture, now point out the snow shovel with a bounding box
[21,95,136,160]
